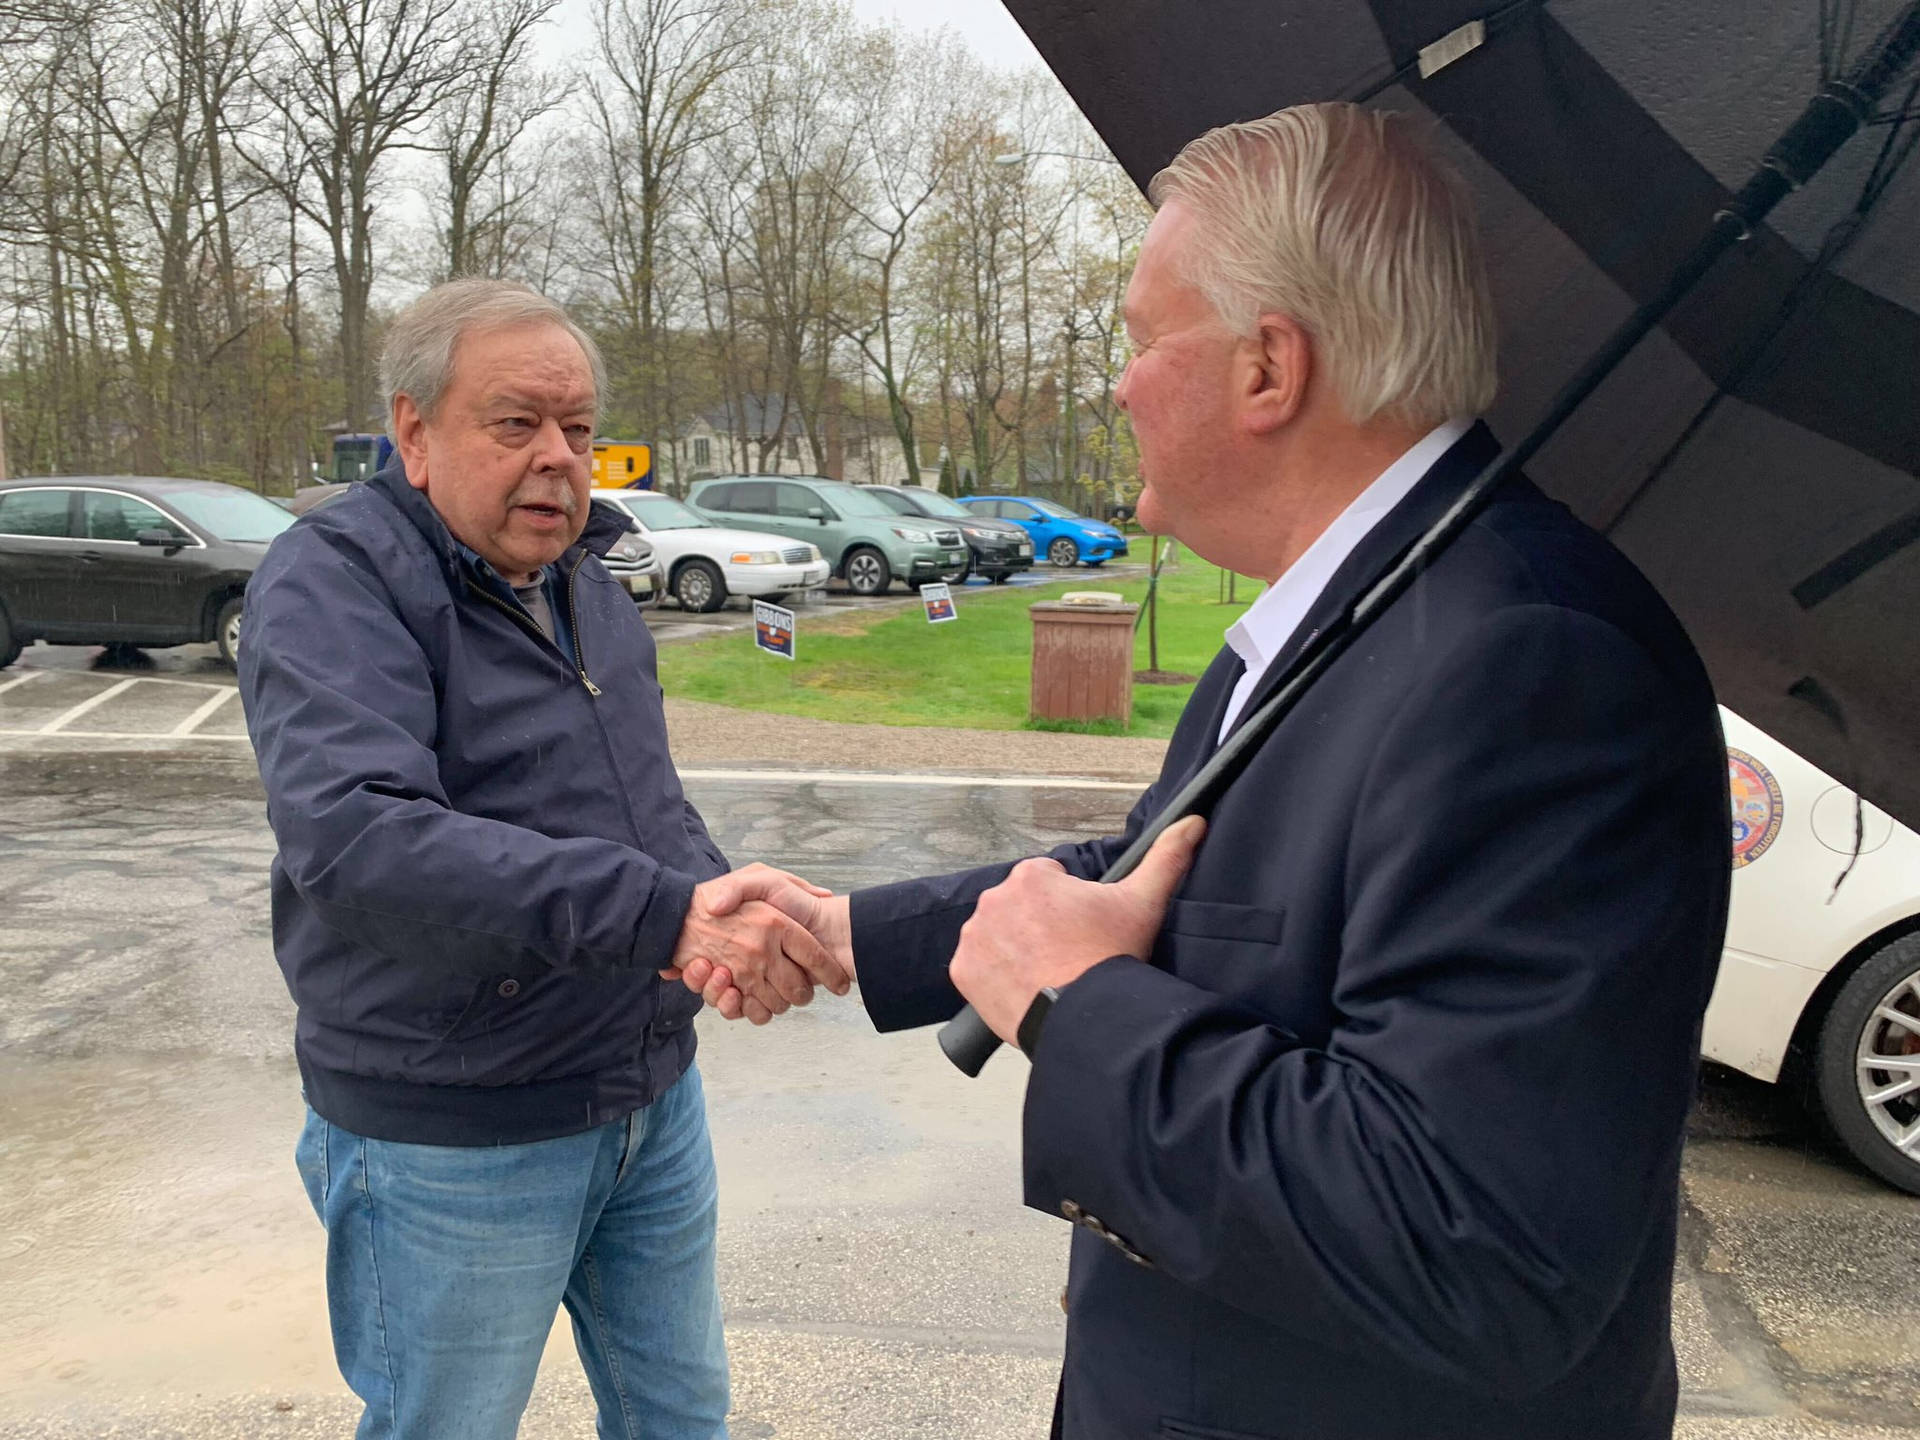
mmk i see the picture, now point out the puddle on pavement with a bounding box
[0,1053,335,1412]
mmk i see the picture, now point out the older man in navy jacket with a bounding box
[685,104,1730,1439]
[241,279,847,1440]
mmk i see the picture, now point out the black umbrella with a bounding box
[1002,0,1920,820]
[939,0,1920,1073]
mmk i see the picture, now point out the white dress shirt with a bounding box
[1217,417,1473,741]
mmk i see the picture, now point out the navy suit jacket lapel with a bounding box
[1220,420,1504,746]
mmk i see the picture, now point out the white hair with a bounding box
[380,279,606,443]
[1148,102,1497,428]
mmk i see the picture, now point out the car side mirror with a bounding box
[806,507,827,522]
[135,528,185,550]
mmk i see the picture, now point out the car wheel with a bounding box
[0,606,20,669]
[1048,536,1080,567]
[1813,933,1920,1195]
[215,596,245,668]
[844,546,892,596]
[673,559,727,613]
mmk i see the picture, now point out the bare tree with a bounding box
[434,0,564,280]
[828,24,979,486]
[581,0,746,455]
[247,0,472,430]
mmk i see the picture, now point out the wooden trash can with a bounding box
[1029,598,1139,726]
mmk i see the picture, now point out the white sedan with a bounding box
[1709,709,1920,1194]
[592,489,831,612]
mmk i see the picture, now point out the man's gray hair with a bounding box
[1149,102,1497,429]
[380,279,607,442]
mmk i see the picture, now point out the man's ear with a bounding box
[393,395,430,492]
[1241,313,1311,436]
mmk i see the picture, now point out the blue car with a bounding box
[956,496,1130,567]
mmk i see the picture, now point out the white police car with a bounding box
[1708,710,1920,1194]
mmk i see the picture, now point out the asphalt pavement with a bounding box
[1,655,1916,1438]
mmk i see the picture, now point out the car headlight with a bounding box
[961,526,999,540]
[890,526,933,542]
[729,550,781,565]
[612,539,646,561]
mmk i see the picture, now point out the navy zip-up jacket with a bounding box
[239,463,724,1145]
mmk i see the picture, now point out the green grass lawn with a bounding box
[655,548,1261,738]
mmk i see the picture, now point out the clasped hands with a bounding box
[663,817,1204,1040]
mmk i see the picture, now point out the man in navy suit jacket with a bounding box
[677,102,1730,1439]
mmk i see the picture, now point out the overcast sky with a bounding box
[845,0,1045,69]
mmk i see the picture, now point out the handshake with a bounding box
[659,816,1207,1043]
[660,865,854,1026]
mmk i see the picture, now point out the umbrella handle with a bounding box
[936,1005,1002,1076]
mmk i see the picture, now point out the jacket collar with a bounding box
[369,461,634,584]
[1221,419,1506,742]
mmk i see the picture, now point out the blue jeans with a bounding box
[296,1065,729,1440]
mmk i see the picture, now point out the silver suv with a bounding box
[688,476,968,596]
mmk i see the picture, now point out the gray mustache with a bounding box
[508,486,578,516]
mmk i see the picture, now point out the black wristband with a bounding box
[1017,985,1061,1059]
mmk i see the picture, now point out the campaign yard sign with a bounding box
[753,600,796,660]
[920,583,957,624]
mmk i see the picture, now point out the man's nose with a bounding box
[1113,358,1134,412]
[529,418,574,469]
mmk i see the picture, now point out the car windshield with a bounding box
[622,494,711,531]
[1025,497,1083,520]
[899,490,972,519]
[165,487,299,542]
[825,486,901,518]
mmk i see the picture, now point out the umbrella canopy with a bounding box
[1002,0,1920,828]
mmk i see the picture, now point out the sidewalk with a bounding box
[662,696,1170,785]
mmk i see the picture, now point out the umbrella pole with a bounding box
[937,3,1920,1077]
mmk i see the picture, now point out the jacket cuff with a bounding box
[849,883,972,1031]
[632,863,699,971]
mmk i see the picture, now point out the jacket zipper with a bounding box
[463,567,602,697]
[563,551,602,695]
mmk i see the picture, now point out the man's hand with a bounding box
[673,890,855,1024]
[662,865,849,1026]
[950,816,1205,1045]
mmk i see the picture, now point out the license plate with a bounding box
[945,550,965,563]
[629,576,653,596]
[1018,544,1032,555]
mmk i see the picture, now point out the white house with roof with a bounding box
[660,394,939,491]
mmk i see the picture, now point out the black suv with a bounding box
[0,476,297,669]
[864,484,1034,583]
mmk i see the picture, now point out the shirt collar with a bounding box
[456,541,550,592]
[1224,417,1473,676]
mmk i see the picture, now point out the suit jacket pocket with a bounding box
[1159,898,1286,945]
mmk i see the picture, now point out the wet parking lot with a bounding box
[0,657,1917,1438]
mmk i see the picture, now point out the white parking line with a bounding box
[0,730,1144,792]
[0,669,48,697]
[678,766,1144,792]
[0,728,248,742]
[170,686,239,736]
[23,667,231,692]
[36,679,141,734]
